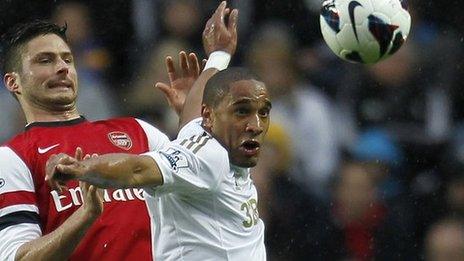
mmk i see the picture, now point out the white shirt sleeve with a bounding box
[135,118,171,150]
[0,223,42,261]
[0,147,41,260]
[143,134,228,196]
[177,118,204,139]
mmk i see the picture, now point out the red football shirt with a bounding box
[0,116,169,260]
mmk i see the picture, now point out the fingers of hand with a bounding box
[204,19,214,34]
[49,176,68,193]
[49,153,71,164]
[212,1,227,29]
[155,82,171,93]
[74,147,83,161]
[215,1,227,16]
[45,154,58,180]
[55,163,79,180]
[155,82,175,104]
[188,53,200,76]
[56,183,68,193]
[80,183,103,208]
[88,185,96,196]
[87,185,104,210]
[201,59,208,71]
[179,51,189,77]
[89,185,103,201]
[215,9,227,30]
[48,179,60,192]
[56,154,78,165]
[79,181,89,191]
[228,9,239,33]
[94,187,104,199]
[45,153,73,183]
[79,181,94,196]
[165,56,176,82]
[224,8,230,20]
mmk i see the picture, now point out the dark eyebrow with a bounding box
[231,98,272,109]
[231,98,253,106]
[33,52,53,57]
[34,51,73,57]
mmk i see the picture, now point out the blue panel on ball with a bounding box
[321,1,341,33]
[345,51,364,63]
[368,15,399,58]
[400,0,408,10]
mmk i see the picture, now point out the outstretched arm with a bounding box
[156,1,238,130]
[179,1,238,129]
[46,153,163,189]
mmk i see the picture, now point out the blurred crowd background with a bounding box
[1,0,464,260]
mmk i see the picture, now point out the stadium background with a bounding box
[1,0,464,259]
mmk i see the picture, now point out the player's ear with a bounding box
[4,72,21,94]
[201,104,213,130]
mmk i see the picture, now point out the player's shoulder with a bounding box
[94,117,162,133]
[176,118,227,159]
[0,145,26,170]
[175,131,229,168]
[0,146,18,159]
[92,116,139,126]
[3,131,27,147]
[3,131,52,173]
[177,118,204,138]
[91,116,149,134]
[3,131,36,159]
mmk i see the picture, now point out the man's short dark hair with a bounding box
[203,67,261,107]
[0,20,68,73]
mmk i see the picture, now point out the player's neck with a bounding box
[22,103,81,124]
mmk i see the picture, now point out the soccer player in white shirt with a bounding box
[46,66,271,261]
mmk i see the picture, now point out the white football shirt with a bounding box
[144,118,266,261]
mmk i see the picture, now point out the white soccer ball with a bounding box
[319,0,411,64]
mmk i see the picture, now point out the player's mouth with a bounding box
[48,80,73,90]
[239,140,260,157]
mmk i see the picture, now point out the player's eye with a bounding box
[235,107,250,116]
[63,57,74,64]
[258,108,270,118]
[38,58,52,64]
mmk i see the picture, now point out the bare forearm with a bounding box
[179,68,218,129]
[78,154,162,188]
[15,208,97,261]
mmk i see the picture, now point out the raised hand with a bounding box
[45,147,88,192]
[79,181,103,217]
[202,1,238,56]
[155,51,202,115]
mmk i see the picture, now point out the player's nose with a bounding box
[245,115,264,135]
[56,58,70,75]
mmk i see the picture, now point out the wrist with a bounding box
[203,51,231,71]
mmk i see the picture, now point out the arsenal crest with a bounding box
[108,131,133,150]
